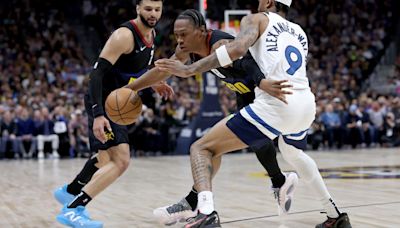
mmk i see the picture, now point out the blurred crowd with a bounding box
[0,0,399,159]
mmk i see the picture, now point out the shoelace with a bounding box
[272,188,281,204]
[166,202,189,214]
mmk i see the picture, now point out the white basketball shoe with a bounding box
[272,172,299,215]
[153,198,198,226]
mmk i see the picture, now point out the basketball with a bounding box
[105,88,142,125]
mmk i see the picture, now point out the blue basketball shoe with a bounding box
[54,185,90,217]
[56,205,103,228]
[54,185,75,205]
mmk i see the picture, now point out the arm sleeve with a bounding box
[232,53,265,87]
[89,57,113,117]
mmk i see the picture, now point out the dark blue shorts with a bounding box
[226,111,308,150]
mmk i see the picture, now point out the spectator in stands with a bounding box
[139,108,162,154]
[0,111,20,158]
[53,106,70,157]
[34,107,60,159]
[381,112,400,147]
[307,106,324,150]
[345,104,363,148]
[368,101,386,144]
[359,105,374,147]
[68,109,90,157]
[16,107,36,158]
[320,103,342,148]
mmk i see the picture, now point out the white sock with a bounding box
[278,137,340,218]
[197,191,214,215]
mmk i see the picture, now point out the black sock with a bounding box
[68,191,92,208]
[252,141,286,188]
[185,187,198,210]
[270,173,286,188]
[67,156,99,195]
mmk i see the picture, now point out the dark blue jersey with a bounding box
[101,20,155,102]
[190,30,260,109]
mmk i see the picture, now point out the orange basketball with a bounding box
[105,88,142,125]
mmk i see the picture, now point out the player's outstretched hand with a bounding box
[259,79,293,104]
[93,116,112,144]
[151,81,174,100]
[155,59,193,77]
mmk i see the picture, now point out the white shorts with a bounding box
[239,89,316,140]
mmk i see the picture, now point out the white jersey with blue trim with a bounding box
[249,12,309,93]
[239,12,316,138]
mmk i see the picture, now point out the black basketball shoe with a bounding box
[316,213,352,228]
[183,211,221,228]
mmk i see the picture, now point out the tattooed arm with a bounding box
[125,45,189,91]
[155,14,267,77]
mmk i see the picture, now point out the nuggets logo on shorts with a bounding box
[105,130,115,141]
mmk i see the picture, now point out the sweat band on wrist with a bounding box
[215,45,233,67]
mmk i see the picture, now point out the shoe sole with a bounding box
[278,173,299,215]
[56,215,73,227]
[154,209,197,226]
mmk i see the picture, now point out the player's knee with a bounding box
[190,139,202,152]
[119,158,130,173]
[110,147,130,174]
[190,140,214,157]
[189,142,200,157]
[115,155,130,174]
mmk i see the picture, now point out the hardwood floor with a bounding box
[0,148,399,227]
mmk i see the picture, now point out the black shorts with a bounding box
[84,94,129,152]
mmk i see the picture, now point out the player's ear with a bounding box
[200,25,206,34]
[268,0,275,8]
[136,5,140,15]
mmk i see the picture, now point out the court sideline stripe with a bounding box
[221,201,400,224]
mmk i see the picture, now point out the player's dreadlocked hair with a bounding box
[275,2,289,14]
[176,9,207,31]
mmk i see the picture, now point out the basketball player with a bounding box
[126,9,298,226]
[155,0,352,227]
[53,0,173,227]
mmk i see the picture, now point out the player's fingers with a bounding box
[167,86,174,95]
[155,59,169,64]
[156,66,168,72]
[161,91,167,99]
[281,90,293,95]
[277,84,293,89]
[156,63,173,71]
[154,62,166,69]
[275,80,289,84]
[167,88,174,99]
[279,95,288,104]
[95,123,106,143]
[156,59,174,65]
[104,119,112,132]
[94,128,105,144]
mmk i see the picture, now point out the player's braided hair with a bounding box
[177,9,207,30]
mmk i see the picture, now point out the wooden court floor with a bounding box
[0,148,399,228]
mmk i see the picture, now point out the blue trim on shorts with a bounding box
[282,135,308,150]
[226,112,272,148]
[244,106,281,136]
[288,129,308,137]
